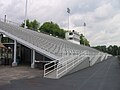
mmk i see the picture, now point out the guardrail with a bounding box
[56,50,88,78]
[89,52,101,66]
[44,50,88,78]
[44,60,58,77]
[44,51,111,78]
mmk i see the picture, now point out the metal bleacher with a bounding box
[0,20,111,79]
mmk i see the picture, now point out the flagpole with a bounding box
[24,0,28,28]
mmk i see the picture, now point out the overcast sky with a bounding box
[0,0,120,46]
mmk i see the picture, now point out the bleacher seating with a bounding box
[0,21,99,59]
[0,21,110,79]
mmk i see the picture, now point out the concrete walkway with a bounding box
[0,66,43,86]
[0,56,120,90]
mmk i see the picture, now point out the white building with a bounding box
[65,30,80,45]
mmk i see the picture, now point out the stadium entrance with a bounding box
[0,35,32,67]
[0,43,32,66]
[0,34,52,70]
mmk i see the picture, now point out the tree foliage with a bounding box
[21,19,40,31]
[39,21,65,38]
[93,45,120,56]
[80,34,90,46]
[21,20,90,44]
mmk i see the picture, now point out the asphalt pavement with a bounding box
[0,56,120,90]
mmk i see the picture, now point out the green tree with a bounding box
[21,19,30,28]
[100,46,107,52]
[80,34,84,45]
[21,19,40,31]
[80,34,90,46]
[112,45,118,56]
[93,45,120,56]
[107,45,113,54]
[39,21,65,38]
[30,20,40,31]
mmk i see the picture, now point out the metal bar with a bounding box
[45,64,57,76]
[44,50,89,78]
[45,64,56,71]
[35,60,51,63]
[56,51,88,78]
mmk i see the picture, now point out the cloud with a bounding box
[0,0,120,46]
[94,3,113,19]
[88,13,120,46]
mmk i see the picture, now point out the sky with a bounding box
[0,0,120,46]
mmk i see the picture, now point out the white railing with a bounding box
[44,60,57,77]
[56,53,87,78]
[89,52,100,66]
[44,50,110,78]
[44,50,88,78]
[89,52,109,66]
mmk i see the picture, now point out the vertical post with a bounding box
[66,61,67,72]
[83,22,86,46]
[44,64,45,77]
[56,61,58,78]
[12,40,17,66]
[0,34,2,43]
[31,49,35,68]
[4,15,6,23]
[84,26,85,46]
[68,12,69,30]
[24,0,28,28]
[67,8,70,31]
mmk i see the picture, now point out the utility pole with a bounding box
[24,0,28,28]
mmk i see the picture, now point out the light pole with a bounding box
[4,15,7,23]
[67,8,70,30]
[83,22,86,45]
[83,22,86,36]
[24,0,28,28]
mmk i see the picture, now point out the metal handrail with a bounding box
[44,60,58,77]
[56,51,88,78]
[44,50,88,78]
[44,50,109,78]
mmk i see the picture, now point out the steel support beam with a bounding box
[12,40,17,66]
[31,49,35,68]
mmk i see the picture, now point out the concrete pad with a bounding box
[0,66,43,86]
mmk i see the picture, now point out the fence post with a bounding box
[56,62,58,78]
[66,61,67,72]
[44,64,46,77]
